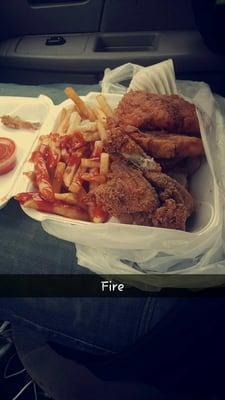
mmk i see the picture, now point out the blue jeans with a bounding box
[1,268,225,396]
[0,290,181,355]
[0,274,224,358]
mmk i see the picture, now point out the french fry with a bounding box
[92,140,103,158]
[79,122,97,132]
[69,180,83,194]
[39,135,50,145]
[59,108,66,122]
[54,192,87,208]
[66,111,81,135]
[63,166,76,188]
[70,122,98,139]
[61,148,70,164]
[63,164,79,188]
[59,133,86,155]
[100,153,109,175]
[81,131,100,142]
[48,134,61,178]
[88,168,99,192]
[96,120,107,141]
[38,143,49,160]
[53,203,89,220]
[87,107,96,122]
[52,162,66,193]
[69,164,86,193]
[23,171,37,187]
[63,149,84,188]
[96,94,113,117]
[54,108,66,132]
[22,198,45,209]
[23,198,89,221]
[34,153,54,202]
[14,192,40,204]
[57,112,69,134]
[38,179,54,202]
[64,87,91,120]
[16,86,114,224]
[57,106,74,134]
[93,107,107,126]
[81,158,100,169]
[89,204,109,223]
[54,192,77,204]
[88,141,103,191]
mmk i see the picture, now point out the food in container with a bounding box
[16,87,205,232]
[1,115,41,131]
[0,85,220,257]
[0,60,223,279]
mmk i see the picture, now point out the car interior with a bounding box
[1,0,225,92]
[0,1,225,399]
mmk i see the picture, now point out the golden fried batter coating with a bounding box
[109,91,200,136]
[145,171,194,216]
[104,126,162,172]
[99,91,200,230]
[130,131,204,159]
[152,199,188,231]
[93,158,194,230]
[165,156,202,177]
[94,158,159,219]
[104,126,145,156]
[115,212,153,226]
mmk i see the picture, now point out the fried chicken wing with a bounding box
[99,90,199,230]
[104,126,161,172]
[152,199,188,231]
[115,212,153,226]
[109,91,200,136]
[94,158,159,221]
[129,131,204,159]
[104,126,145,156]
[93,158,194,230]
[145,171,194,216]
[150,174,194,231]
[158,156,202,181]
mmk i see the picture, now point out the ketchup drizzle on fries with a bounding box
[15,87,111,223]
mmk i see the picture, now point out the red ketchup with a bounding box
[0,137,16,175]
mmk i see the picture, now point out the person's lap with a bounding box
[1,258,225,395]
[0,288,225,358]
[0,291,181,355]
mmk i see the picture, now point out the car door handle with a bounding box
[45,36,66,46]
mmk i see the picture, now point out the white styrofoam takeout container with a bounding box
[0,92,221,254]
[0,95,53,209]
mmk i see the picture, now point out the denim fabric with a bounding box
[0,295,181,355]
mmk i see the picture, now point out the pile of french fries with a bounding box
[15,88,114,223]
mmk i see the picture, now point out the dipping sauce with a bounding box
[0,137,16,175]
